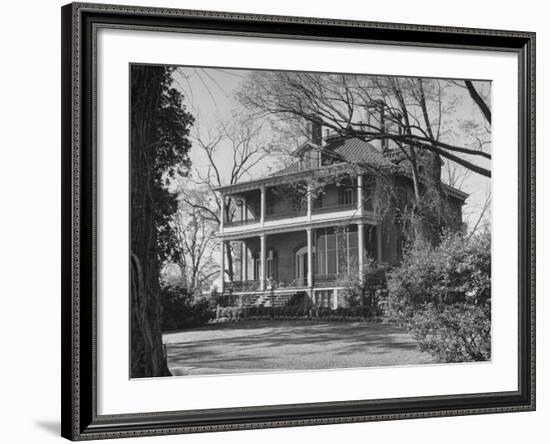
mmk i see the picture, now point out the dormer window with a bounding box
[299,148,321,171]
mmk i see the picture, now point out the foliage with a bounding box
[160,284,215,331]
[386,229,491,362]
[131,64,195,264]
[341,257,390,309]
[213,304,382,323]
[408,303,490,362]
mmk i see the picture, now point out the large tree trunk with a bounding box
[130,66,171,378]
[131,253,170,377]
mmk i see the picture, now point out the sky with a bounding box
[170,66,492,232]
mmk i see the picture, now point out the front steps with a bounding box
[223,289,308,308]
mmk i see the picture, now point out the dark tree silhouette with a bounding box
[130,65,194,378]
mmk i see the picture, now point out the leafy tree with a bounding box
[130,64,194,378]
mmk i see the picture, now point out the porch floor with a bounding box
[163,321,435,376]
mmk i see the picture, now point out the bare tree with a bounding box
[238,72,491,242]
[178,118,269,281]
[238,72,491,177]
[169,192,219,294]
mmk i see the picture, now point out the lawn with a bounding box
[162,321,434,376]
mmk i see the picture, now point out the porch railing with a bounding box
[274,277,307,288]
[224,218,259,227]
[314,274,353,287]
[265,207,307,221]
[312,202,356,214]
[225,279,263,292]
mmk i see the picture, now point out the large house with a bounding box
[213,122,468,309]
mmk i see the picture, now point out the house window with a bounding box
[326,232,337,275]
[338,187,354,206]
[253,249,277,280]
[299,149,320,171]
[253,252,260,280]
[266,249,277,280]
[315,226,358,276]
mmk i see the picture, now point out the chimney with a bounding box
[310,118,322,146]
[365,104,384,151]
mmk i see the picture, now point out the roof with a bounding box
[271,137,393,178]
[213,136,469,202]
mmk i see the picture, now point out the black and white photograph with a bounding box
[130,64,492,378]
[0,0,543,442]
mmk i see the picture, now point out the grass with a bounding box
[162,320,434,376]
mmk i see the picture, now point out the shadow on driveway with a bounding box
[163,320,434,376]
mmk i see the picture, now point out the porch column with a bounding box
[377,224,383,262]
[307,228,313,288]
[220,240,226,293]
[260,186,266,226]
[307,182,312,221]
[260,234,266,290]
[219,194,225,232]
[357,222,365,281]
[357,174,364,216]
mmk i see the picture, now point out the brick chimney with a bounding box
[310,118,322,146]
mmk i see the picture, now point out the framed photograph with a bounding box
[61,2,535,440]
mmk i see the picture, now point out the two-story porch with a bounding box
[215,169,383,309]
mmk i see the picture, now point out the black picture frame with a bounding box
[61,2,536,440]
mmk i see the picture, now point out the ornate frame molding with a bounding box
[61,2,535,440]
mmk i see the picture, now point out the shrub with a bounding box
[408,303,491,362]
[386,229,491,362]
[342,257,391,308]
[160,285,215,331]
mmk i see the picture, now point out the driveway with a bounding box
[163,321,434,376]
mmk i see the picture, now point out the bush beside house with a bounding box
[160,285,215,331]
[213,304,383,323]
[385,230,491,362]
